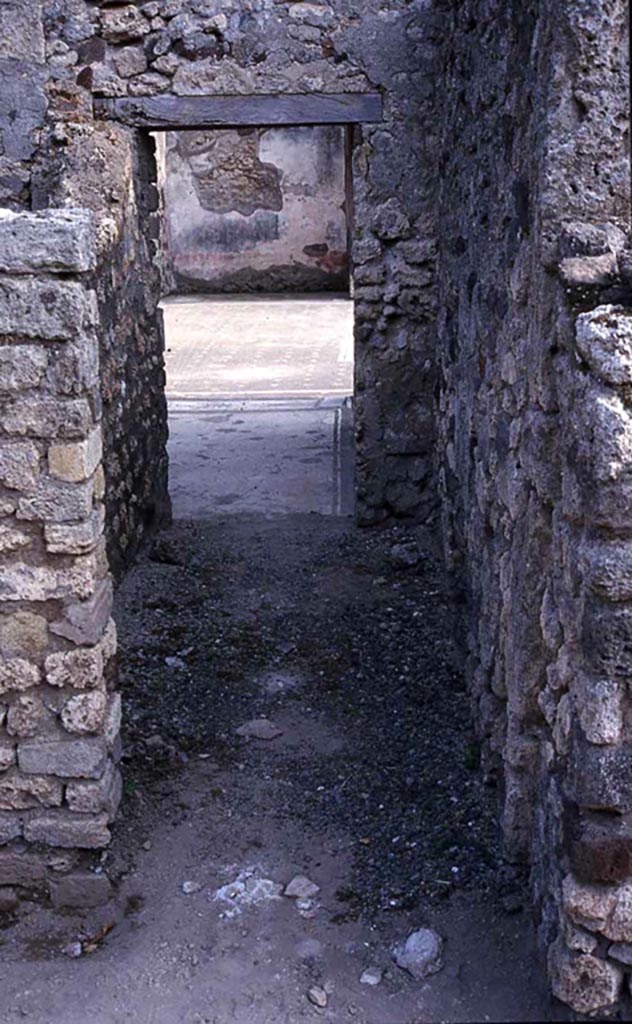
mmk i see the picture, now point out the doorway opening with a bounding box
[153,124,355,520]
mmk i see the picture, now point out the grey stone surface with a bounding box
[0,442,40,493]
[23,812,111,848]
[0,210,96,274]
[0,278,97,341]
[18,738,108,779]
[393,928,443,980]
[49,870,112,908]
[0,345,48,394]
[50,577,113,646]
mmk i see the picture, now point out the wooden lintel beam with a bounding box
[94,92,383,130]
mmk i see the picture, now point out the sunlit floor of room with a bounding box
[162,294,355,518]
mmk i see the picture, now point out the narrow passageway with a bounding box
[0,297,547,1021]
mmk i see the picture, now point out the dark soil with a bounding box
[115,514,511,916]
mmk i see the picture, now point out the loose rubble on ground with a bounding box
[0,514,547,1022]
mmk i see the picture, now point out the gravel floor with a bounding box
[0,513,549,1023]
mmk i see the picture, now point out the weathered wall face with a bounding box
[0,0,442,896]
[73,0,442,523]
[160,125,348,293]
[0,208,119,906]
[436,0,632,1013]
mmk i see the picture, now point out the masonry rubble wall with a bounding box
[436,0,632,1014]
[0,208,119,903]
[19,0,443,523]
[2,0,632,1014]
[159,125,349,294]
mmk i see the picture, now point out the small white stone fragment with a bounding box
[181,880,202,895]
[393,928,443,979]
[236,718,283,741]
[307,985,328,1008]
[284,874,320,899]
[360,967,383,986]
[61,941,83,958]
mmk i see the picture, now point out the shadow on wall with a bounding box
[157,125,349,293]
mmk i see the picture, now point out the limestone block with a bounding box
[607,943,632,966]
[48,428,102,483]
[17,476,93,523]
[549,939,622,1015]
[66,761,121,818]
[0,60,47,164]
[0,558,96,603]
[1,398,93,440]
[45,509,104,555]
[0,525,31,554]
[0,658,40,695]
[50,578,113,646]
[581,540,632,602]
[0,278,97,341]
[0,816,21,846]
[0,772,63,810]
[577,391,632,482]
[574,677,623,746]
[0,345,48,393]
[18,737,108,779]
[0,442,40,492]
[0,848,48,881]
[101,6,150,42]
[0,210,96,274]
[560,254,617,289]
[371,199,412,241]
[6,695,47,738]
[571,820,632,885]
[93,464,105,501]
[52,336,99,396]
[114,46,148,77]
[24,811,111,849]
[45,647,104,690]
[0,744,16,772]
[0,0,44,62]
[0,612,48,658]
[104,693,122,748]
[101,618,118,663]
[571,738,632,813]
[583,602,632,682]
[61,691,106,735]
[49,871,112,908]
[577,306,632,385]
[287,3,334,26]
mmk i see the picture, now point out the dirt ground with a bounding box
[0,513,550,1023]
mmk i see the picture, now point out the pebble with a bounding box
[61,942,82,958]
[307,985,328,1008]
[360,967,383,986]
[390,543,420,568]
[393,928,443,979]
[284,874,320,899]
[236,718,284,741]
[181,880,202,895]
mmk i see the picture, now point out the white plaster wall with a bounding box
[160,126,348,292]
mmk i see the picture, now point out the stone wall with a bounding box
[0,209,118,906]
[436,0,632,1013]
[74,0,442,522]
[159,125,348,293]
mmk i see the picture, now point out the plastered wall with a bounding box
[159,125,349,293]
